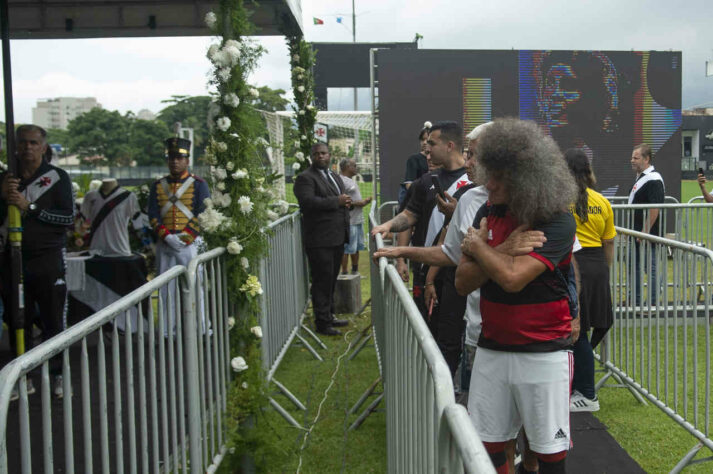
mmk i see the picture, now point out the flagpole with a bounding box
[1,0,25,357]
[352,0,360,161]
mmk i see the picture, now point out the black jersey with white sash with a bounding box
[0,161,74,255]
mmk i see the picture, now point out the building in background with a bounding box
[32,97,101,130]
[136,109,156,121]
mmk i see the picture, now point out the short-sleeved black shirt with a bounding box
[406,167,467,247]
[404,153,428,184]
[631,178,665,235]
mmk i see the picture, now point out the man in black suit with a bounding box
[294,143,352,336]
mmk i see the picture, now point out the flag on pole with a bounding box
[313,17,324,25]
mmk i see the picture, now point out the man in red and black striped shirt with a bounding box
[455,119,577,474]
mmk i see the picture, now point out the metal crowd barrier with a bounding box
[259,211,324,429]
[597,227,713,472]
[612,202,713,248]
[0,266,198,473]
[0,248,236,473]
[608,195,679,204]
[368,201,495,473]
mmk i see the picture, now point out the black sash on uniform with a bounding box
[89,190,131,244]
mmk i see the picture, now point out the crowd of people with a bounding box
[292,115,677,473]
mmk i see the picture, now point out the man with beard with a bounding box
[294,143,351,336]
[372,121,470,336]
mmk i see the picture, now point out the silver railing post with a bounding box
[181,265,204,472]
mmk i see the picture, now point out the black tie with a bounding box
[323,170,339,194]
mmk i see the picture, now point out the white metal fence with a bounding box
[0,210,318,473]
[612,202,713,248]
[259,211,324,430]
[597,226,713,472]
[369,202,495,474]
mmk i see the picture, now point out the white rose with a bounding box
[228,317,235,329]
[205,11,217,28]
[216,116,231,131]
[223,45,241,66]
[240,257,249,269]
[250,326,263,338]
[241,382,248,389]
[295,140,300,147]
[293,54,300,61]
[249,88,259,98]
[212,167,227,180]
[215,141,228,152]
[297,85,305,93]
[217,68,231,82]
[225,161,234,171]
[267,210,278,220]
[297,74,304,80]
[301,135,307,140]
[238,196,253,214]
[203,197,214,208]
[292,162,301,171]
[295,151,304,160]
[298,110,305,116]
[216,181,225,191]
[232,169,248,179]
[231,356,248,372]
[207,44,220,60]
[224,93,240,108]
[220,193,232,207]
[227,240,243,255]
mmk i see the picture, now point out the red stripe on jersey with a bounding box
[480,298,572,346]
[528,251,555,271]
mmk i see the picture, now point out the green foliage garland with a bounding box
[202,1,292,468]
[284,26,317,173]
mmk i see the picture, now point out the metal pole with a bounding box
[369,48,378,202]
[352,0,360,161]
[1,0,25,356]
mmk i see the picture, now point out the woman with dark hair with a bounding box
[565,148,616,412]
[398,121,431,206]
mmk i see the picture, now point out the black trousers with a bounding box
[306,245,343,328]
[435,267,467,377]
[6,248,67,374]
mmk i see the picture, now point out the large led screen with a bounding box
[377,49,681,202]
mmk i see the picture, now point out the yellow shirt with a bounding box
[571,188,616,247]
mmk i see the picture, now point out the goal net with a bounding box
[260,111,377,201]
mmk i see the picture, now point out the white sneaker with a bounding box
[570,390,600,412]
[53,376,64,399]
[10,378,36,402]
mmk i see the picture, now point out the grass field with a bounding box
[240,250,387,473]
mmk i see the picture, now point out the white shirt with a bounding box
[81,187,140,257]
[441,186,489,346]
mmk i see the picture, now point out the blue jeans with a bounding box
[633,240,658,306]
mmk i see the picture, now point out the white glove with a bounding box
[164,233,187,251]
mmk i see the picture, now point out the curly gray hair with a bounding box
[475,118,576,226]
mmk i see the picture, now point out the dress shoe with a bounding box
[330,318,349,327]
[316,325,341,336]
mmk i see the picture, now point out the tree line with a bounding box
[45,86,289,167]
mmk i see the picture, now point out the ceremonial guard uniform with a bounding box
[147,138,210,274]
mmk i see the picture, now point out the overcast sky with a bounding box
[1,0,712,123]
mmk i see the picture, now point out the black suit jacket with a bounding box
[293,166,350,248]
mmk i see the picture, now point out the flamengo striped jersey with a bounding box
[473,203,575,352]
